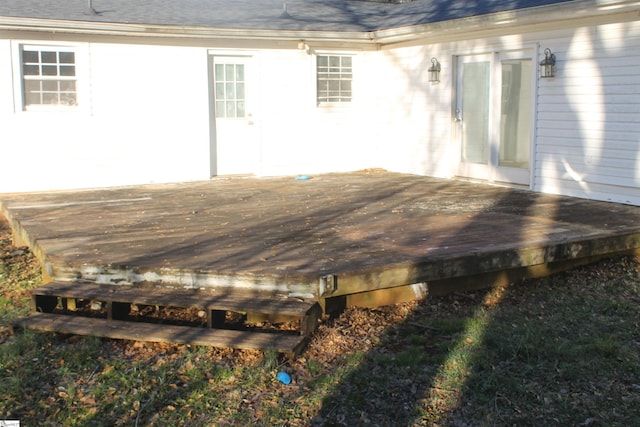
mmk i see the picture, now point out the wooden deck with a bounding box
[2,170,640,305]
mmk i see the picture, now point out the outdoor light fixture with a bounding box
[540,48,556,78]
[428,57,441,83]
[297,40,310,54]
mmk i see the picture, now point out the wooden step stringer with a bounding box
[14,282,323,357]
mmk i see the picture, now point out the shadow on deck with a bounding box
[2,170,639,352]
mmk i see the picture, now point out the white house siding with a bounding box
[0,34,213,192]
[0,39,11,117]
[1,10,639,206]
[375,15,640,206]
[534,21,640,206]
[255,46,380,177]
[377,34,546,181]
[87,42,212,186]
[0,32,382,192]
[377,42,453,179]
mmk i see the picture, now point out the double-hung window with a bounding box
[316,54,352,104]
[21,46,78,109]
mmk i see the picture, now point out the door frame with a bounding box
[452,47,537,187]
[207,50,260,177]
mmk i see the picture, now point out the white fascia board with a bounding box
[0,16,374,44]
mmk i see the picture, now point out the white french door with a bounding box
[211,55,259,176]
[455,50,533,186]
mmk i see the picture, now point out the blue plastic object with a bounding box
[295,175,310,180]
[277,371,291,385]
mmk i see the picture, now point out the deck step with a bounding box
[21,282,323,355]
[13,313,309,355]
[31,282,316,317]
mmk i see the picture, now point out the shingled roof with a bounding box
[0,0,577,32]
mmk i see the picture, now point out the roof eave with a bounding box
[0,16,374,44]
[0,0,637,46]
[372,0,640,44]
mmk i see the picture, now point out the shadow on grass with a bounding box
[315,255,640,426]
[2,182,640,425]
[1,256,639,426]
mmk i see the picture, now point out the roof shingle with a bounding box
[0,0,576,32]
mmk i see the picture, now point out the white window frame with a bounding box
[315,52,354,106]
[213,58,247,119]
[12,41,89,113]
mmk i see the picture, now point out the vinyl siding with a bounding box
[535,21,640,205]
[376,18,640,205]
[0,38,212,192]
[377,43,453,178]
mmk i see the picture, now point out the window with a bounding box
[214,62,245,118]
[21,46,77,108]
[317,55,352,103]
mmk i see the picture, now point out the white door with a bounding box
[211,56,259,176]
[455,51,533,186]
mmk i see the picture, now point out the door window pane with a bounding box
[500,59,532,169]
[214,62,246,118]
[225,64,235,81]
[226,101,236,118]
[461,61,490,165]
[237,100,245,117]
[225,83,235,99]
[215,64,224,80]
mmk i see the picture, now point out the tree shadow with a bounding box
[315,254,640,426]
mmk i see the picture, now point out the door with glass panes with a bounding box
[455,51,533,185]
[211,56,259,176]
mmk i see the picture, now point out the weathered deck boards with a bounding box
[1,170,639,299]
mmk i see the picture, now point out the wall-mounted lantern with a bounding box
[540,48,556,78]
[297,40,310,54]
[428,57,441,83]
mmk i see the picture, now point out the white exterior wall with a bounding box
[87,43,211,186]
[1,11,639,206]
[535,21,640,205]
[0,38,212,192]
[378,17,640,206]
[378,43,453,178]
[0,35,382,192]
[256,47,380,177]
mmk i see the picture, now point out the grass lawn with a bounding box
[1,217,639,426]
